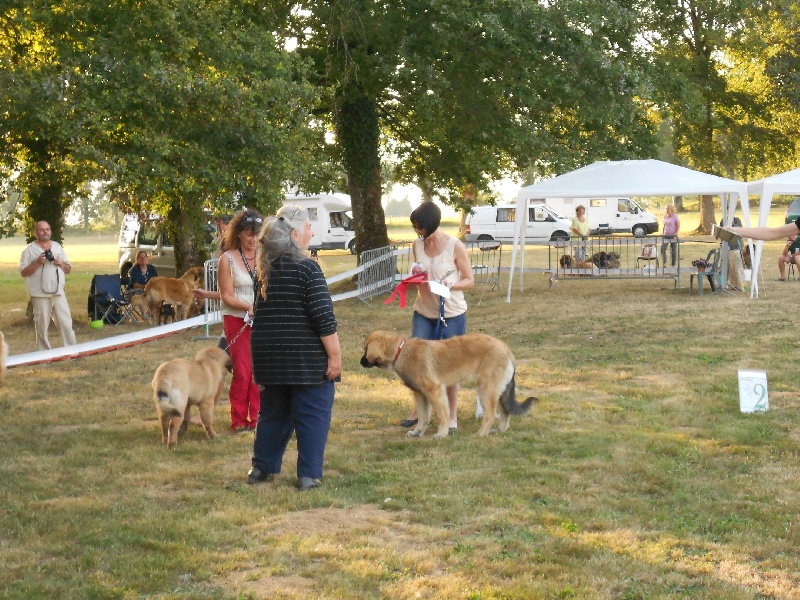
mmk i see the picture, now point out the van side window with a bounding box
[139,221,158,246]
[497,208,515,223]
[307,207,318,221]
[590,199,606,208]
[618,199,630,213]
[530,207,547,222]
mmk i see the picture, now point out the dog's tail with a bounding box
[157,390,182,417]
[499,369,538,416]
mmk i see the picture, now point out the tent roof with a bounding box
[517,159,747,199]
[747,167,800,195]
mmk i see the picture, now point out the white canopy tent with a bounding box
[745,167,800,297]
[506,159,751,301]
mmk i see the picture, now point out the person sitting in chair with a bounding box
[128,251,158,292]
[777,234,800,281]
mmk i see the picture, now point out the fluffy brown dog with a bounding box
[361,331,537,438]
[0,331,7,385]
[151,347,232,448]
[142,276,194,324]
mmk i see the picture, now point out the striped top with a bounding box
[250,255,337,385]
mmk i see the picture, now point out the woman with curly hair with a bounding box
[194,209,262,433]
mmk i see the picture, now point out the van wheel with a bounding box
[348,239,357,255]
[632,224,648,238]
[550,231,570,242]
[477,235,494,241]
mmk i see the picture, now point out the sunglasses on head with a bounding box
[244,216,262,224]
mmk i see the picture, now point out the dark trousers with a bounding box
[252,382,334,480]
[661,238,678,266]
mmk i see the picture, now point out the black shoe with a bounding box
[246,467,275,485]
[297,476,320,491]
[399,418,418,428]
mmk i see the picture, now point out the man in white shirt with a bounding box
[19,221,77,350]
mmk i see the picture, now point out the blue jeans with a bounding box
[252,382,334,479]
[412,311,467,340]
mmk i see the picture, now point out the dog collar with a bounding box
[394,340,405,362]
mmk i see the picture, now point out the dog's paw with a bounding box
[406,430,423,438]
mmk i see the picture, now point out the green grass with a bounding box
[1,209,800,598]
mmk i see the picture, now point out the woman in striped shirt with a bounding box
[247,205,341,492]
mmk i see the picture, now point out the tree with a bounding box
[287,0,658,253]
[641,0,791,231]
[1,0,323,265]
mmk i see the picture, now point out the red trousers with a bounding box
[223,315,260,430]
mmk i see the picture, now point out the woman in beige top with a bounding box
[194,209,262,432]
[400,202,474,434]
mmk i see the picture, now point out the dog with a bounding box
[151,347,232,449]
[142,276,195,324]
[159,303,176,325]
[559,254,574,268]
[180,266,205,290]
[592,251,620,269]
[360,331,537,438]
[0,331,7,385]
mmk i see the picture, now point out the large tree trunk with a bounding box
[335,90,389,255]
[23,141,70,243]
[459,185,477,240]
[697,195,716,235]
[166,197,207,276]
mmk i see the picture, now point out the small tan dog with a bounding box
[151,347,232,449]
[0,331,7,385]
[142,276,194,324]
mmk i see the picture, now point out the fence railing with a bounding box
[547,236,682,286]
[356,240,503,302]
[191,258,223,340]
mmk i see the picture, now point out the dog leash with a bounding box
[223,317,251,353]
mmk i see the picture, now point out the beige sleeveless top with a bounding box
[412,236,468,319]
[220,251,255,318]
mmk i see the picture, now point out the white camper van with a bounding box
[283,195,357,254]
[531,197,658,237]
[464,204,572,243]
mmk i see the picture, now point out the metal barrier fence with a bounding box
[192,258,223,340]
[548,236,682,287]
[356,241,503,302]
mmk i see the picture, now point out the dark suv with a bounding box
[785,198,800,224]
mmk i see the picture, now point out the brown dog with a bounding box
[180,266,205,290]
[361,331,537,438]
[142,276,194,324]
[151,347,232,449]
[0,331,7,385]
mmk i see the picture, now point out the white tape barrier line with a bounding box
[6,314,216,368]
[6,256,392,368]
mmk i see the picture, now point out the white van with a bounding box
[283,194,357,254]
[464,204,572,243]
[531,197,659,237]
[118,215,216,278]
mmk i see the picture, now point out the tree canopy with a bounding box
[2,0,800,253]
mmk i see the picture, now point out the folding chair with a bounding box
[87,274,136,324]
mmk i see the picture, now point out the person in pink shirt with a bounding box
[661,204,680,267]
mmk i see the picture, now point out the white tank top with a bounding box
[412,236,468,319]
[220,251,255,318]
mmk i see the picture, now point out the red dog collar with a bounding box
[394,340,405,362]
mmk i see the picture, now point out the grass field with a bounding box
[2,210,800,598]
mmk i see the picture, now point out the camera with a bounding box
[43,249,55,262]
